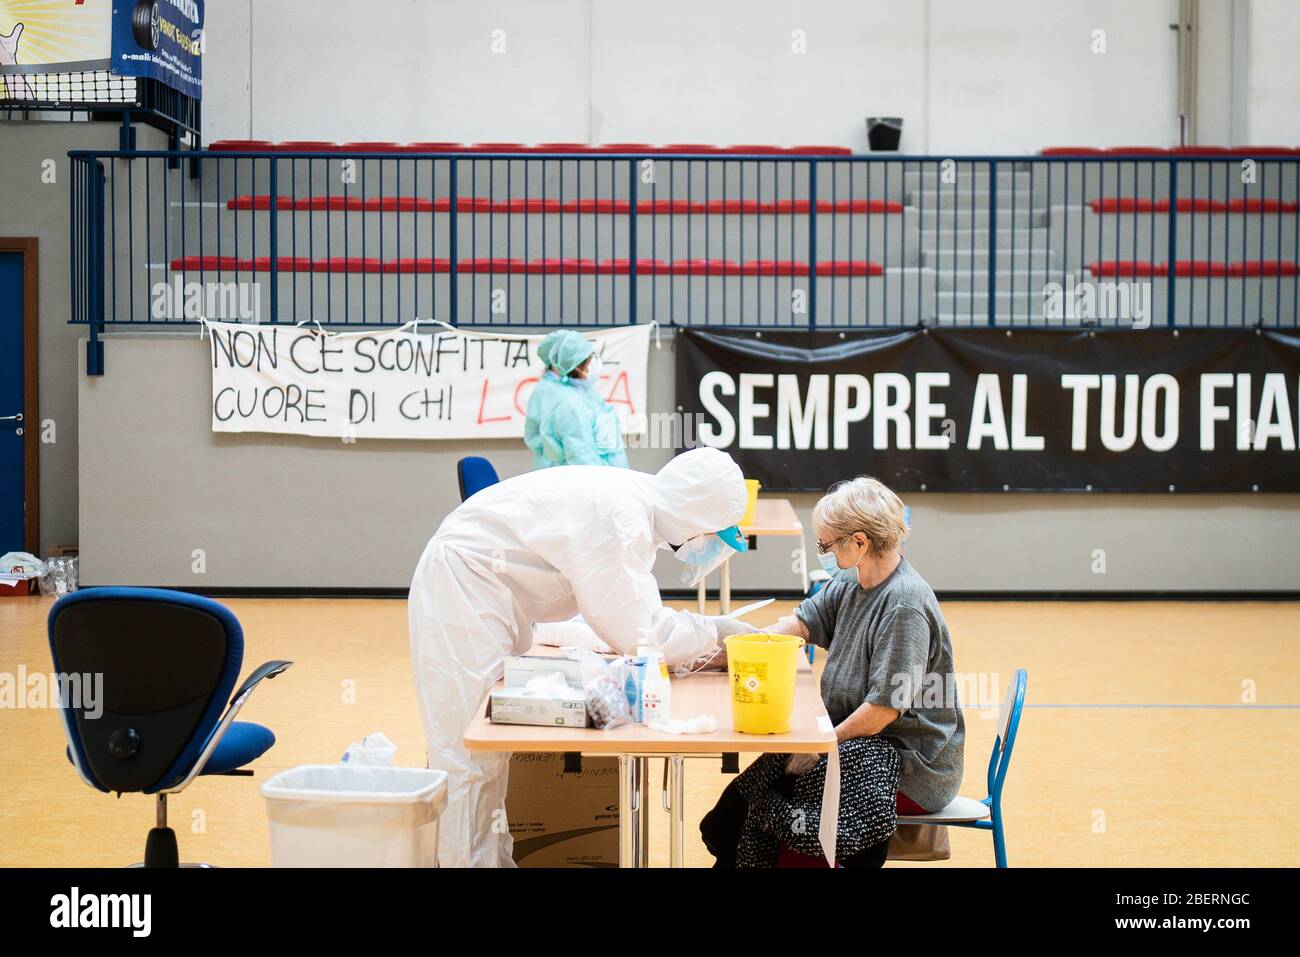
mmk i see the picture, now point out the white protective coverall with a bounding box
[408,447,746,868]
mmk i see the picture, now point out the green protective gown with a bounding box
[523,371,630,469]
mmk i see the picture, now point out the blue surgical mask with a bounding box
[817,545,861,585]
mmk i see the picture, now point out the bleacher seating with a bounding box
[144,142,1299,326]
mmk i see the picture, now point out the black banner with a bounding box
[674,328,1300,492]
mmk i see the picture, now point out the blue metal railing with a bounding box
[69,148,1300,369]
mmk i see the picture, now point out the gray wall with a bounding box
[0,122,166,553]
[79,332,1300,593]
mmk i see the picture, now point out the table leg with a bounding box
[667,754,685,867]
[619,754,637,868]
[720,556,731,614]
[637,757,651,867]
[697,575,706,613]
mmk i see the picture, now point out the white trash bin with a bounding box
[261,765,448,867]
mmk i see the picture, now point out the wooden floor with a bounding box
[1,595,1296,867]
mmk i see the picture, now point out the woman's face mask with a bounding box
[817,535,865,584]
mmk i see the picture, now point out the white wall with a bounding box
[1244,0,1300,145]
[202,0,1297,151]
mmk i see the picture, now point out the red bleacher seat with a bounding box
[171,255,241,271]
[339,142,405,153]
[532,143,592,153]
[595,143,658,152]
[1087,260,1164,277]
[602,259,669,275]
[1229,260,1300,276]
[671,259,735,274]
[311,257,384,273]
[244,257,313,272]
[273,141,340,152]
[1235,146,1296,156]
[382,258,451,274]
[503,199,563,214]
[1040,147,1105,155]
[1086,260,1300,277]
[1224,198,1300,213]
[817,260,885,277]
[459,258,525,273]
[722,145,788,154]
[208,140,274,152]
[788,146,853,155]
[560,199,629,214]
[363,197,435,212]
[638,199,706,214]
[1173,260,1229,276]
[660,144,723,154]
[741,260,806,276]
[465,143,527,152]
[403,142,466,152]
[1106,146,1170,155]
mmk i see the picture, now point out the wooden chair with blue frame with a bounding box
[896,668,1028,867]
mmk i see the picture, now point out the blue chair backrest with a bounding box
[48,588,244,794]
[985,668,1028,803]
[457,456,500,501]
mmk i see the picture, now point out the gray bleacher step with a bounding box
[907,188,1035,210]
[920,226,1050,248]
[923,247,1060,270]
[916,206,1042,228]
[934,268,1057,292]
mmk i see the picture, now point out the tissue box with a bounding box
[503,655,584,689]
[490,687,588,728]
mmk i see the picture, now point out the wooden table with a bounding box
[463,644,835,867]
[698,497,807,614]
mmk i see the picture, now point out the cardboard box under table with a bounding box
[465,644,836,868]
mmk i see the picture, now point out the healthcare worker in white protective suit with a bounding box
[408,447,755,867]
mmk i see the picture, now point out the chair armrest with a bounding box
[231,659,294,705]
[161,659,294,794]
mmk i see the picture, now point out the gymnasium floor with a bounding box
[2,595,1296,868]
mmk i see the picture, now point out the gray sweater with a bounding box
[796,557,965,811]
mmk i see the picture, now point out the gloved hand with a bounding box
[709,615,760,639]
[784,752,821,776]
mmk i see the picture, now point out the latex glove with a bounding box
[710,615,760,639]
[785,752,821,776]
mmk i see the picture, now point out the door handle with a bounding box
[0,413,21,422]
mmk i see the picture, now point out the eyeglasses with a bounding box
[814,536,849,555]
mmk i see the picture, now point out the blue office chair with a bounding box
[896,668,1027,867]
[457,456,500,501]
[48,588,292,867]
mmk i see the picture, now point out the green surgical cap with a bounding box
[537,329,596,376]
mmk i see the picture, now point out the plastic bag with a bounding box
[38,556,77,597]
[564,647,633,731]
[341,731,397,766]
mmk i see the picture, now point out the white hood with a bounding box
[648,448,747,545]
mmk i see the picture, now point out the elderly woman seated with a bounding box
[701,477,964,868]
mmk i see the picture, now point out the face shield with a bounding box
[675,525,749,586]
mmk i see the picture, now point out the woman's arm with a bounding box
[834,700,900,743]
[773,614,809,640]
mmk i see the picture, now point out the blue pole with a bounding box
[1166,158,1178,327]
[449,158,459,325]
[624,157,634,321]
[807,159,817,330]
[987,160,998,326]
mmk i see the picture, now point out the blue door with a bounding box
[0,252,26,552]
